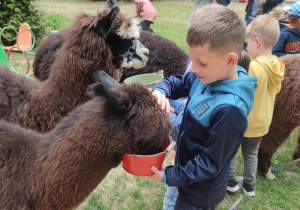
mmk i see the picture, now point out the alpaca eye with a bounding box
[128,48,135,53]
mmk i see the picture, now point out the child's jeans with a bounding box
[163,186,179,210]
[244,15,253,26]
[169,99,186,151]
[174,195,218,210]
[229,136,262,184]
[163,99,186,210]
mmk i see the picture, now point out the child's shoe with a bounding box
[227,179,240,192]
[238,176,255,197]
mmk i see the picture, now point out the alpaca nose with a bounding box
[143,48,149,56]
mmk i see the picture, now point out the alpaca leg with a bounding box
[257,125,294,177]
[292,126,300,160]
[264,168,276,180]
[257,134,277,176]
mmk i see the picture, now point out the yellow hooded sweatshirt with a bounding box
[245,55,285,137]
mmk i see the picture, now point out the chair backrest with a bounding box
[17,23,32,50]
[0,45,14,71]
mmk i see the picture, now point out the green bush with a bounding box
[0,0,46,44]
[44,13,71,31]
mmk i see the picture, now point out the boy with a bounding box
[146,5,257,209]
[272,1,300,57]
[228,14,285,196]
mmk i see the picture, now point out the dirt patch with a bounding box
[284,170,298,180]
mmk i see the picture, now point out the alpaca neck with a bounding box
[35,100,131,208]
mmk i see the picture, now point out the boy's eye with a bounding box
[200,62,206,66]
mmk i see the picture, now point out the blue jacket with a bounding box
[272,22,300,57]
[154,66,257,206]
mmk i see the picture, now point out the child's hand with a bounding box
[152,90,174,113]
[145,166,165,182]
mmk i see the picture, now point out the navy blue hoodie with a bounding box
[272,22,300,57]
[154,66,257,206]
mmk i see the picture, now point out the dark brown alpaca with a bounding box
[32,31,189,82]
[119,31,189,82]
[257,54,300,179]
[0,7,149,132]
[0,71,172,210]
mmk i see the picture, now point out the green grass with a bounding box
[4,0,299,209]
[221,130,300,210]
[76,130,300,210]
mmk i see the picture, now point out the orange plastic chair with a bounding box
[1,23,35,54]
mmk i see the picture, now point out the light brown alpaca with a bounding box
[0,71,172,210]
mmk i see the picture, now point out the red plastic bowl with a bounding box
[122,139,171,176]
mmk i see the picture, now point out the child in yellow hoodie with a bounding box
[227,14,285,197]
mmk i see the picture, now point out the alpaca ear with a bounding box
[91,71,129,113]
[95,6,120,38]
[95,70,120,90]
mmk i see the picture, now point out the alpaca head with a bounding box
[91,71,172,156]
[63,7,149,79]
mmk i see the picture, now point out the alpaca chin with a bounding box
[120,59,144,69]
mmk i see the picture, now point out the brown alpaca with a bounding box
[32,31,189,82]
[257,53,300,179]
[0,71,172,210]
[0,7,149,132]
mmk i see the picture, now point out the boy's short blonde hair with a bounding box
[186,4,246,55]
[246,14,280,47]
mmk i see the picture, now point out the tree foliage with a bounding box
[0,0,46,44]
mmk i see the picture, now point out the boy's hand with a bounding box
[152,90,174,113]
[145,166,165,182]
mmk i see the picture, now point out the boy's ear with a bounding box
[227,53,238,65]
[255,37,261,47]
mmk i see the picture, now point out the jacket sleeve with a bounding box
[153,72,197,100]
[165,104,247,186]
[135,0,143,15]
[272,32,288,57]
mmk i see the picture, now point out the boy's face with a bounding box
[187,44,237,84]
[296,18,300,30]
[245,36,258,58]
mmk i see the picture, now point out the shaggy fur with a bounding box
[32,31,189,82]
[32,30,67,81]
[0,71,172,209]
[257,54,300,178]
[0,7,148,132]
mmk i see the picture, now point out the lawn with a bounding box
[5,0,300,209]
